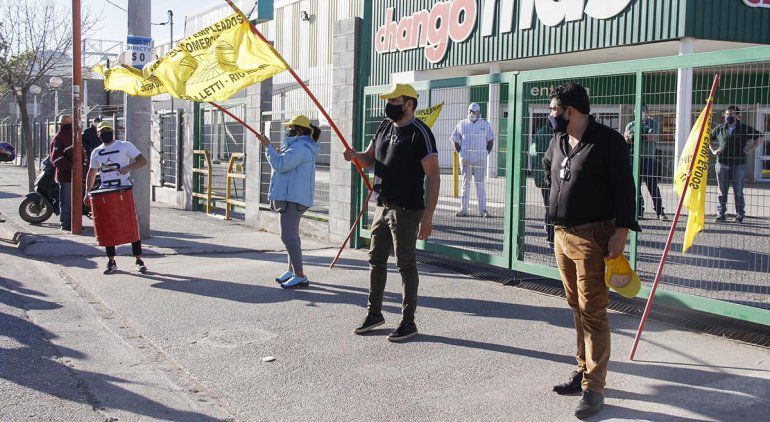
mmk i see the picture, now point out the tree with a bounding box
[0,1,92,191]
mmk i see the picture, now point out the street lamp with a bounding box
[49,76,63,117]
[29,84,42,118]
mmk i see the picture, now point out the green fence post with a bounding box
[629,71,643,268]
[510,74,526,268]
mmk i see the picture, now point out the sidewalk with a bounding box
[1,164,769,421]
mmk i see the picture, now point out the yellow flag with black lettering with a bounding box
[93,64,166,97]
[673,101,714,253]
[415,102,444,128]
[143,13,286,102]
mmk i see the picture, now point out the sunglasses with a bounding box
[559,157,571,181]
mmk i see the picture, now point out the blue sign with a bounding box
[126,36,153,69]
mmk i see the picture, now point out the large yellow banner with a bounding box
[143,13,286,101]
[673,101,714,253]
[93,64,166,97]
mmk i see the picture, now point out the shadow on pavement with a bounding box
[0,311,222,421]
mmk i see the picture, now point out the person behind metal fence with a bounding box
[623,104,668,221]
[709,105,764,223]
[531,123,555,249]
[82,115,104,166]
[257,115,321,289]
[50,114,73,231]
[343,83,440,342]
[451,102,495,218]
[85,122,149,274]
[543,82,641,418]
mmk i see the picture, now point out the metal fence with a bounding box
[359,46,770,326]
[156,111,182,189]
[194,102,248,219]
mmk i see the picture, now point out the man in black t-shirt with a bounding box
[344,83,440,342]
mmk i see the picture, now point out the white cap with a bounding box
[468,103,481,113]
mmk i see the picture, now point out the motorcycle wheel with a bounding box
[18,197,53,224]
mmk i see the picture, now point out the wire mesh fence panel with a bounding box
[519,75,637,267]
[362,83,509,256]
[157,112,178,188]
[637,63,770,311]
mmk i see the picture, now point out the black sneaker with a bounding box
[658,213,669,221]
[135,259,147,273]
[354,313,385,335]
[574,390,604,418]
[104,260,117,275]
[734,215,744,223]
[553,370,583,395]
[714,214,726,222]
[387,321,418,342]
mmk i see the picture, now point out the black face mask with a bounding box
[60,123,72,131]
[286,128,299,138]
[725,115,736,125]
[548,113,569,133]
[385,103,406,121]
[99,131,114,144]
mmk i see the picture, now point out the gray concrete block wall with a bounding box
[328,17,362,244]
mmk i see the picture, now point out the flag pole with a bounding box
[629,74,720,361]
[209,101,261,137]
[329,189,373,269]
[222,0,372,192]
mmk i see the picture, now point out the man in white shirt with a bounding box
[85,121,149,274]
[451,103,495,217]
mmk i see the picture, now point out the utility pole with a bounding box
[126,0,152,238]
[71,0,84,235]
[169,10,174,112]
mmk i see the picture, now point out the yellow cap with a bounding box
[604,255,641,299]
[379,83,418,100]
[282,115,312,129]
[97,121,113,132]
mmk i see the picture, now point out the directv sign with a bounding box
[126,35,154,69]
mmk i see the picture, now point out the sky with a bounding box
[81,0,222,44]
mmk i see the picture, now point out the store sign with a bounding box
[375,0,477,64]
[743,0,770,8]
[375,0,635,64]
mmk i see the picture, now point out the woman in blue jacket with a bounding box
[257,115,320,289]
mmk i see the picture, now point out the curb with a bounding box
[0,210,37,249]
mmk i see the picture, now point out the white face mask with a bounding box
[469,113,479,122]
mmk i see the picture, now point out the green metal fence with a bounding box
[358,45,770,326]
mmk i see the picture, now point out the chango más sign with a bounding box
[375,0,635,64]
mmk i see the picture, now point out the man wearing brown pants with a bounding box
[543,83,640,418]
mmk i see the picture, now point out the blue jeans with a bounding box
[58,182,71,229]
[715,163,746,217]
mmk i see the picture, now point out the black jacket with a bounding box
[543,118,641,232]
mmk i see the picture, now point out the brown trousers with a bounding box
[554,222,614,394]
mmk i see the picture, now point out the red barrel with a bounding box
[89,187,140,247]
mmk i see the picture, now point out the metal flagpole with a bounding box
[629,74,720,361]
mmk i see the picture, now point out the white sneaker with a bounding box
[455,210,468,217]
[481,210,492,218]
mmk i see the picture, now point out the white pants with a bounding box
[460,158,487,212]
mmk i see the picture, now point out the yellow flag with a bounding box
[673,100,714,253]
[415,102,444,128]
[93,64,166,97]
[143,14,286,102]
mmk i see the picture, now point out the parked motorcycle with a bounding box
[18,156,91,224]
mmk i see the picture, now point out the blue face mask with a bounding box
[725,115,736,125]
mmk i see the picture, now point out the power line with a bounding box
[104,0,127,13]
